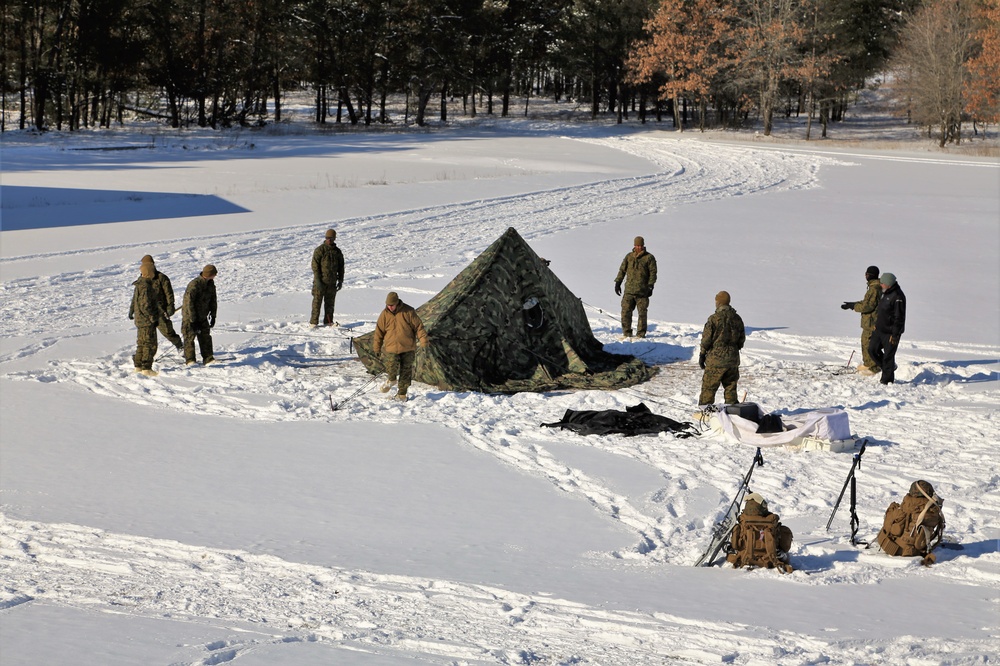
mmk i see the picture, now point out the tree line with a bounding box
[2,0,997,145]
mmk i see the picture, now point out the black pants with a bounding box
[868,332,899,383]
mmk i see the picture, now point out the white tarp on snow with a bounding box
[715,405,853,447]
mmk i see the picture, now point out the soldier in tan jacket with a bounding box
[373,291,429,401]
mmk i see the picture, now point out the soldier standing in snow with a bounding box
[310,229,345,327]
[698,291,746,405]
[373,291,429,402]
[869,272,906,385]
[614,236,657,339]
[129,262,164,377]
[182,264,219,366]
[840,265,881,376]
[139,254,183,351]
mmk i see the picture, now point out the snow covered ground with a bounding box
[1,117,998,665]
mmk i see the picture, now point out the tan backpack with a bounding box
[727,495,794,573]
[877,480,945,564]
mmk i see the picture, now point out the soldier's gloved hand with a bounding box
[614,282,622,297]
[648,285,654,296]
[128,312,134,320]
[336,282,343,292]
[167,307,175,317]
[208,314,215,328]
[841,301,855,310]
[889,336,896,346]
[698,353,706,370]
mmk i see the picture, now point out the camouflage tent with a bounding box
[353,227,654,393]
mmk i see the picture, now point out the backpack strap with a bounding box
[909,483,940,538]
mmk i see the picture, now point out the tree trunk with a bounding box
[273,72,281,123]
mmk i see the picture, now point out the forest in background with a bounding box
[2,0,997,146]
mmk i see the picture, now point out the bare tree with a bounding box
[890,0,978,146]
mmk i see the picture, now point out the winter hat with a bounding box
[880,272,896,287]
[141,254,155,264]
[325,229,336,240]
[633,236,645,247]
[865,265,879,279]
[385,291,400,306]
[715,290,731,307]
[201,264,218,278]
[140,262,156,279]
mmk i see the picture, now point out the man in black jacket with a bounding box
[869,272,906,384]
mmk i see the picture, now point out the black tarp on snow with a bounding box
[541,403,697,438]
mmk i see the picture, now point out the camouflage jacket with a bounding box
[700,304,746,368]
[615,250,657,296]
[128,270,176,317]
[312,242,345,291]
[373,301,428,354]
[183,276,218,324]
[852,278,881,331]
[130,277,163,328]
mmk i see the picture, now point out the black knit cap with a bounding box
[865,265,879,279]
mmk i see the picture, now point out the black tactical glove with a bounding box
[208,313,216,328]
[698,353,706,370]
[648,285,654,296]
[614,282,622,297]
[840,301,855,310]
[128,312,134,320]
[336,281,343,292]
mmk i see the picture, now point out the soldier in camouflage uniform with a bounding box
[373,291,429,401]
[840,265,882,375]
[129,262,164,377]
[614,236,657,338]
[182,264,219,366]
[310,229,345,326]
[138,255,183,350]
[698,291,746,405]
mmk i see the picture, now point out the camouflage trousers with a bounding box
[699,365,740,405]
[183,321,214,364]
[621,294,650,337]
[158,316,183,349]
[383,351,416,395]
[133,325,158,370]
[310,288,338,326]
[860,327,877,371]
